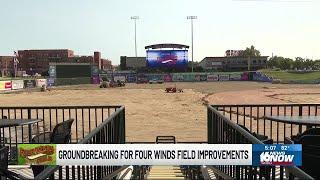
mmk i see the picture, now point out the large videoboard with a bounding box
[146,50,188,69]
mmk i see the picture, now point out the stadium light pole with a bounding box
[187,16,197,73]
[131,16,139,62]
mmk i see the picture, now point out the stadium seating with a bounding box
[31,119,74,178]
[290,127,320,143]
[0,146,30,180]
[238,124,273,144]
[285,130,320,179]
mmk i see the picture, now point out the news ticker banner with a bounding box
[17,144,301,166]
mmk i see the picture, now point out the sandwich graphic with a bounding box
[26,153,47,164]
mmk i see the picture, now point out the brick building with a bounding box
[17,49,74,74]
[17,49,112,75]
[120,56,146,70]
[101,58,113,70]
[0,56,14,77]
[199,56,268,71]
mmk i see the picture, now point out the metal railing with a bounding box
[0,106,122,159]
[211,104,320,144]
[0,105,125,180]
[182,166,202,180]
[131,166,150,180]
[208,104,315,180]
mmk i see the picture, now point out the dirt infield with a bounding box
[0,82,319,142]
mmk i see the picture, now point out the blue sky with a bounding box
[0,0,319,64]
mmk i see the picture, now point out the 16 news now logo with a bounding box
[253,144,302,166]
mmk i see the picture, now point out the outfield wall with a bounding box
[0,79,47,91]
[106,71,272,83]
[0,71,272,92]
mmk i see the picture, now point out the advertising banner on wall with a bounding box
[137,74,148,83]
[0,81,12,90]
[47,78,55,87]
[146,74,163,81]
[163,74,172,82]
[241,72,249,81]
[252,72,272,82]
[24,79,36,88]
[127,74,137,83]
[91,75,100,84]
[194,75,201,81]
[36,79,47,87]
[5,81,11,89]
[114,76,126,82]
[172,74,184,82]
[0,81,5,90]
[48,65,56,78]
[200,75,207,81]
[207,74,219,81]
[12,80,24,90]
[229,74,242,81]
[183,73,195,82]
[219,74,230,81]
[91,66,99,76]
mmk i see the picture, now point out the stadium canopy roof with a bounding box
[145,43,189,49]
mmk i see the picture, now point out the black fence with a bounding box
[208,104,315,180]
[211,104,320,144]
[0,105,125,180]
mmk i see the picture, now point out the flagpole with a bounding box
[14,51,18,78]
[5,59,8,77]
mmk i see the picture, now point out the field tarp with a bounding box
[12,80,24,90]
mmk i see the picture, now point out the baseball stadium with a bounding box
[1,0,320,179]
[1,45,320,179]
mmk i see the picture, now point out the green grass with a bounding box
[260,69,320,83]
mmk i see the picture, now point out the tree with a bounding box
[304,58,314,70]
[266,55,320,70]
[313,60,320,70]
[239,45,261,70]
[267,56,293,70]
[267,56,280,68]
[240,45,261,57]
[293,57,305,70]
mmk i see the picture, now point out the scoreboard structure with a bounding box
[49,63,99,85]
[145,43,189,69]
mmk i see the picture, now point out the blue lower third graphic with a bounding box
[252,144,302,166]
